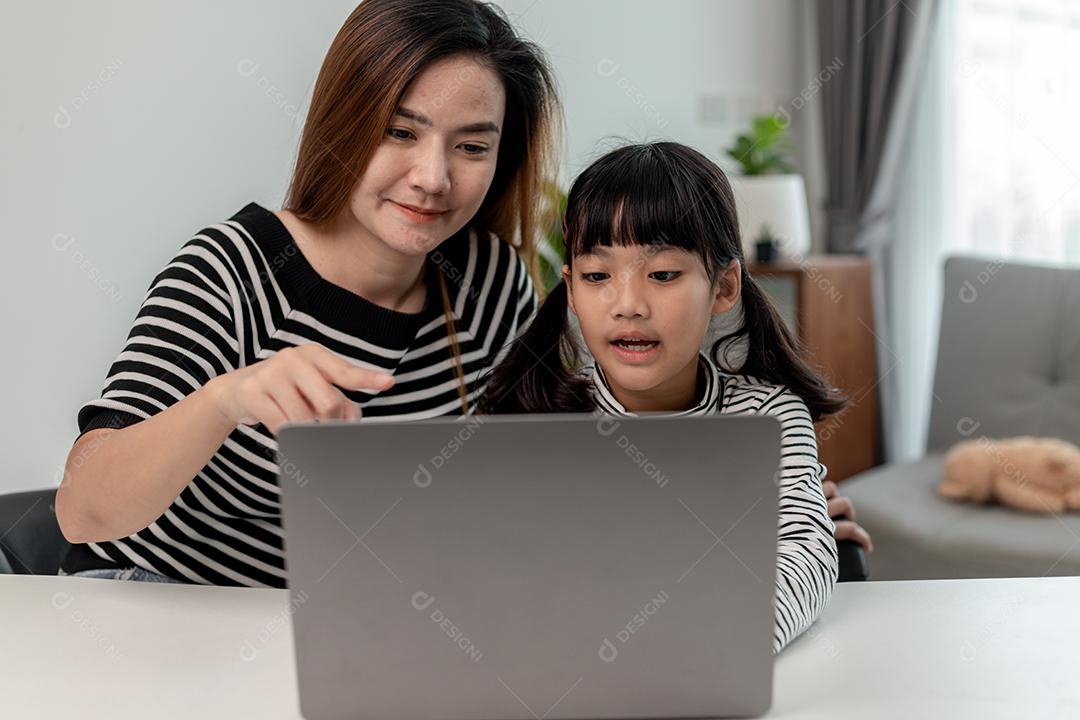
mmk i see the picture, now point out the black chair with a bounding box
[0,489,71,575]
[837,539,869,582]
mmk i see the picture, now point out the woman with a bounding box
[55,0,561,587]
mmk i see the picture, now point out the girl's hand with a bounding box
[206,343,395,435]
[822,480,874,554]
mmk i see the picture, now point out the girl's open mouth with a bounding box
[610,338,661,362]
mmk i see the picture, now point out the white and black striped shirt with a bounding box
[63,202,537,587]
[586,355,838,654]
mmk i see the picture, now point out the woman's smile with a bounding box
[388,200,449,225]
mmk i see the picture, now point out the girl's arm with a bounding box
[761,388,839,654]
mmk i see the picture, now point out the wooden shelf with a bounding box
[748,256,881,482]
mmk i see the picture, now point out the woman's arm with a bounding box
[57,347,392,543]
[57,234,244,543]
[56,230,392,544]
[56,378,237,543]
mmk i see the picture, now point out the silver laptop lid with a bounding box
[279,414,780,719]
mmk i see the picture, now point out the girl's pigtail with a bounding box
[477,281,595,414]
[713,270,848,422]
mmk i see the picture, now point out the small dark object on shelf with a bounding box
[755,238,778,264]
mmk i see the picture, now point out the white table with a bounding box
[3,574,1079,718]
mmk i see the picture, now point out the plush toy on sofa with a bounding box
[939,436,1080,514]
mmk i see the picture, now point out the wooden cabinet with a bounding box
[748,256,880,482]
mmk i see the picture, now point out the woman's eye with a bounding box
[580,272,609,283]
[459,143,489,155]
[650,271,682,282]
[386,127,415,141]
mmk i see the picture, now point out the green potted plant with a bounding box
[537,182,567,294]
[725,114,811,262]
[725,114,795,176]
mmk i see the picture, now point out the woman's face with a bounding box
[346,55,506,257]
[565,245,740,410]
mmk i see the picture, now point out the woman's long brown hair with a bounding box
[283,0,561,413]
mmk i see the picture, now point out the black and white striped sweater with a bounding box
[585,356,839,654]
[62,202,537,587]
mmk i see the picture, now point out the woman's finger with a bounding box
[822,480,838,499]
[828,495,856,522]
[266,377,318,426]
[835,520,874,553]
[291,356,357,420]
[311,347,395,392]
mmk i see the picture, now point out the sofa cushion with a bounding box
[843,454,1080,579]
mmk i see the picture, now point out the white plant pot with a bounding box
[729,174,812,262]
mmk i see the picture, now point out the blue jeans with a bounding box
[57,566,182,583]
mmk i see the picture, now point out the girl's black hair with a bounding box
[477,141,847,421]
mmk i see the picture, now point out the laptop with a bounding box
[278,414,781,719]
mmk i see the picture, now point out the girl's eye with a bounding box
[459,143,490,156]
[386,127,415,141]
[650,271,682,282]
[580,272,609,283]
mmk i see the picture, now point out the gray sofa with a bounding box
[844,256,1080,579]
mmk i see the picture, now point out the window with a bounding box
[953,0,1080,263]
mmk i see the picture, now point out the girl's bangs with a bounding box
[565,147,714,269]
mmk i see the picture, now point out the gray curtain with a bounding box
[818,0,938,254]
[817,0,940,461]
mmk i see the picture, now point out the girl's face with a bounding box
[564,245,740,412]
[344,54,506,258]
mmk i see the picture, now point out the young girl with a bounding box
[479,142,850,654]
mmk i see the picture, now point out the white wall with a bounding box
[1,1,356,493]
[1,1,823,494]
[499,0,828,245]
